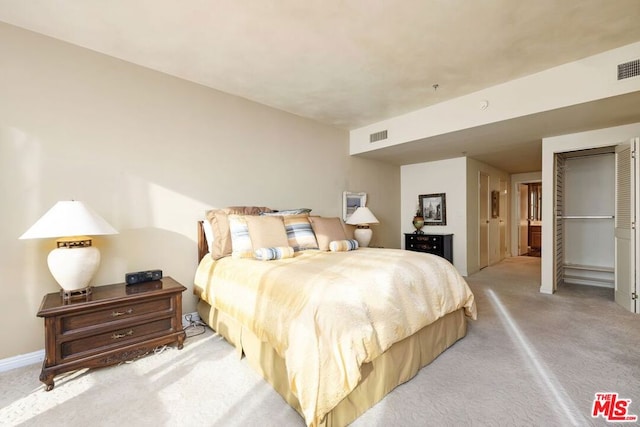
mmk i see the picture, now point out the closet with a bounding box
[555,147,616,289]
[544,128,638,313]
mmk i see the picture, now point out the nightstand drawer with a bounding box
[61,318,173,359]
[62,298,173,331]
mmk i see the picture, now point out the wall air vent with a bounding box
[617,59,640,80]
[369,130,388,143]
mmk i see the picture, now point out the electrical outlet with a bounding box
[182,311,201,328]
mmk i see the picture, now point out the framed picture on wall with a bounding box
[419,193,446,226]
[343,191,367,221]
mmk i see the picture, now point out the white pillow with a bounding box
[202,219,214,253]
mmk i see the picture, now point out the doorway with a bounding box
[517,182,542,257]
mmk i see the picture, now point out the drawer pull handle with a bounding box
[111,330,134,340]
[111,309,133,317]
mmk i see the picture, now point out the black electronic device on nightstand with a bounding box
[125,269,163,285]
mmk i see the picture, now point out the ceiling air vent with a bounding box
[369,130,388,143]
[617,59,640,80]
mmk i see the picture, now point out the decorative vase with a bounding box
[412,216,425,234]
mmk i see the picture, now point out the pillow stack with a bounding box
[204,206,362,261]
[205,206,272,260]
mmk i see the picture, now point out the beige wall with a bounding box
[401,157,468,275]
[0,23,399,360]
[400,156,510,276]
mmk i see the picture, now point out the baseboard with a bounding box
[0,349,45,373]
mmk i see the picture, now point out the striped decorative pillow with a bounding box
[254,246,295,261]
[283,214,319,251]
[329,239,359,252]
[228,215,253,258]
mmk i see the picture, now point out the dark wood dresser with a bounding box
[37,277,186,391]
[404,233,453,264]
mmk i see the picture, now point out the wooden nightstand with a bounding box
[36,277,186,391]
[405,233,453,264]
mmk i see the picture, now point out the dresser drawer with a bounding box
[61,297,173,332]
[410,235,442,244]
[407,235,442,250]
[61,318,173,359]
[404,233,453,264]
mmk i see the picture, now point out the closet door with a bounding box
[554,154,565,289]
[614,138,638,313]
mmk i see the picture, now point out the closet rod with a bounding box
[559,215,614,219]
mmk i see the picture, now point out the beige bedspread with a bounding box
[194,248,476,426]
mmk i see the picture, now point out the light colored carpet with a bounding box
[1,256,639,426]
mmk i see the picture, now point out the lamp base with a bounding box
[48,239,101,292]
[61,286,93,301]
[353,227,373,248]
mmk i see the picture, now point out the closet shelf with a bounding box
[559,215,614,219]
[563,274,614,286]
[563,263,614,273]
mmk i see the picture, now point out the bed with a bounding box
[193,208,476,427]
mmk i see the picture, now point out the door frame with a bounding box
[479,172,490,269]
[512,179,542,256]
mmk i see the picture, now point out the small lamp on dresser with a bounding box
[346,207,379,247]
[20,200,118,299]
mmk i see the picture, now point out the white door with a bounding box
[614,138,638,313]
[519,184,529,255]
[479,172,489,269]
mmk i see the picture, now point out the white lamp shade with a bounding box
[20,201,118,239]
[345,207,379,225]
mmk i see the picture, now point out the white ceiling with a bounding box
[1,0,640,173]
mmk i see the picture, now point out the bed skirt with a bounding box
[197,299,467,427]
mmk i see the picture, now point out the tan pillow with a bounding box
[342,222,355,240]
[206,206,272,259]
[309,217,347,251]
[246,215,288,249]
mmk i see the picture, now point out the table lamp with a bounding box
[346,207,379,247]
[20,200,118,298]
